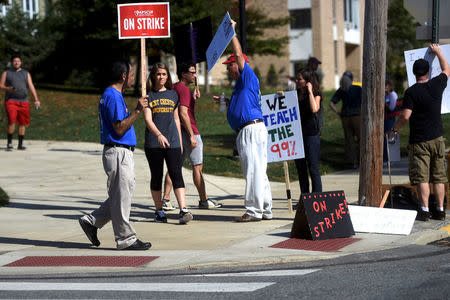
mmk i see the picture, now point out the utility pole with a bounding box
[432,0,440,43]
[359,0,388,207]
[239,0,247,53]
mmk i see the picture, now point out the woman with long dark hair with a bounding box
[143,63,193,224]
[294,68,323,193]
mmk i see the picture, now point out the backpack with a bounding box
[384,185,420,211]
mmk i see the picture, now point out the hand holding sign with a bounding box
[404,44,450,114]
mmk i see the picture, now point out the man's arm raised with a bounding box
[229,19,245,72]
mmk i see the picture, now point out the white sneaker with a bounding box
[162,199,176,211]
[198,199,222,209]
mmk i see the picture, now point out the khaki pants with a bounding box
[83,146,137,249]
[342,115,361,166]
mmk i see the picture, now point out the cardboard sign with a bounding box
[117,2,170,39]
[206,12,235,72]
[261,91,304,163]
[348,205,417,235]
[291,191,355,240]
[173,17,213,64]
[404,44,450,114]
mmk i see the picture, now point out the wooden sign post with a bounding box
[141,38,147,97]
[117,2,170,96]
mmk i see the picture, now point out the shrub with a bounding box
[0,187,9,207]
[266,64,278,87]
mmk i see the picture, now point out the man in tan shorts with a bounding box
[389,44,449,221]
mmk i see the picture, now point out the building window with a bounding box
[0,0,12,16]
[1,0,38,18]
[23,0,39,18]
[290,9,311,30]
[344,0,360,30]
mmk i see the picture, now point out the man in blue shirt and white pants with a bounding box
[79,60,151,250]
[223,19,272,222]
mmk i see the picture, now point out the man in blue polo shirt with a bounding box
[222,19,272,222]
[79,60,151,250]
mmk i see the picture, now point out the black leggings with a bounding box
[144,147,185,191]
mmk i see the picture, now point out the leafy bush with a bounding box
[0,187,9,207]
[266,64,278,87]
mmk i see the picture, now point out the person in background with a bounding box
[161,62,222,210]
[383,79,399,162]
[286,76,296,91]
[279,69,323,194]
[306,56,324,86]
[143,62,193,225]
[389,44,449,221]
[79,60,151,250]
[329,71,362,169]
[0,55,40,151]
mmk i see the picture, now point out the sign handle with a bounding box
[141,38,147,97]
[283,161,293,213]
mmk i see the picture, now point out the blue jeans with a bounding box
[295,134,322,194]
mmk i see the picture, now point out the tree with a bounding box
[31,0,290,87]
[386,0,424,94]
[266,64,278,87]
[0,1,60,75]
[240,6,290,57]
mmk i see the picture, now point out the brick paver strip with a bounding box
[4,256,159,267]
[270,238,361,252]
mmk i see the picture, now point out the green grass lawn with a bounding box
[1,86,449,183]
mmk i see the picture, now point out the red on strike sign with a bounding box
[117,2,170,39]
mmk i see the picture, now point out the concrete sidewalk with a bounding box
[0,140,448,276]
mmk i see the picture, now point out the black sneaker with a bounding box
[416,210,431,221]
[123,239,151,250]
[17,145,26,150]
[154,209,168,223]
[179,209,193,224]
[6,143,13,151]
[431,210,446,221]
[79,218,100,247]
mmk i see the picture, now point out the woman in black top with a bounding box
[295,69,323,193]
[143,63,193,224]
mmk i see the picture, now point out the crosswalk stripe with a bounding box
[0,282,275,292]
[186,268,321,277]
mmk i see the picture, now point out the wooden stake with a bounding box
[379,189,390,208]
[140,38,147,97]
[283,161,293,213]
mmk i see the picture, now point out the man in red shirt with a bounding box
[161,62,222,210]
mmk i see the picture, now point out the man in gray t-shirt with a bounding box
[0,55,41,151]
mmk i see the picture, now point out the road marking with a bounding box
[0,282,275,292]
[186,268,321,277]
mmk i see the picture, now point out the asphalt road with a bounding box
[0,244,449,299]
